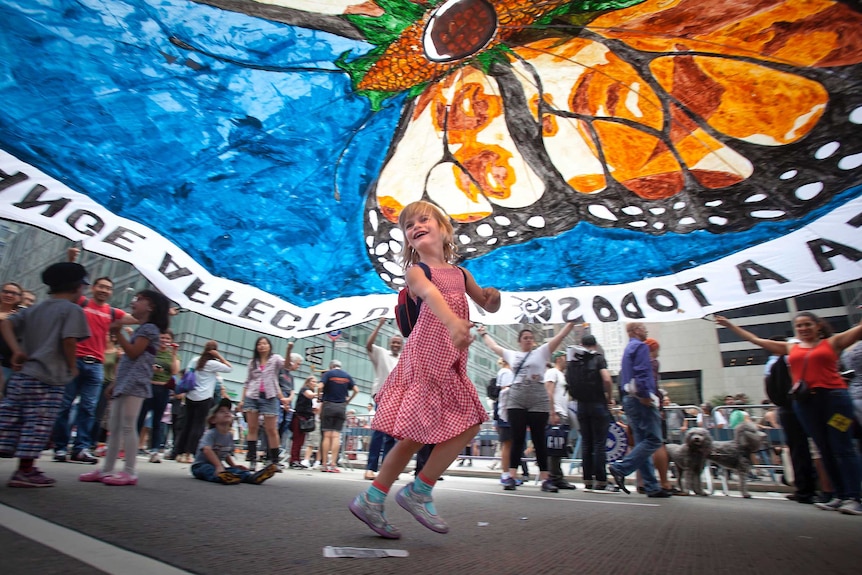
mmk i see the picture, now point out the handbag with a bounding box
[545,425,571,458]
[298,415,316,432]
[175,369,197,394]
[789,349,813,402]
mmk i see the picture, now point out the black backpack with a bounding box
[765,356,793,408]
[394,263,466,337]
[565,346,603,402]
[486,377,499,401]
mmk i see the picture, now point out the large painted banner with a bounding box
[1,0,861,338]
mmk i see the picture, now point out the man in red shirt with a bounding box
[50,276,137,463]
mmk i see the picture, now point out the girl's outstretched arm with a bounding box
[408,265,473,349]
[831,319,862,353]
[463,269,501,313]
[476,325,504,357]
[547,322,575,353]
[714,316,787,355]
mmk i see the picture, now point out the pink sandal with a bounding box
[79,469,107,482]
[101,472,138,486]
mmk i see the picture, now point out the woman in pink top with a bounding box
[716,312,862,515]
[237,337,291,471]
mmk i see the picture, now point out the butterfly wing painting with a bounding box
[1,0,861,337]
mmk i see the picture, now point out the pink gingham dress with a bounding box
[373,265,487,443]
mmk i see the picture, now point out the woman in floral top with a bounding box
[238,336,291,471]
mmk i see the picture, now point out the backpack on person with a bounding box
[565,346,603,402]
[486,376,499,401]
[395,262,432,338]
[765,356,792,408]
[175,369,197,394]
[394,263,466,338]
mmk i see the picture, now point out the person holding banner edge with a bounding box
[715,312,862,515]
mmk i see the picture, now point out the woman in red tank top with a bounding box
[715,312,862,515]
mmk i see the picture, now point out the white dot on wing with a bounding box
[794,182,823,201]
[838,152,862,170]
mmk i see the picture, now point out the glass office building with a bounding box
[4,220,858,409]
[0,222,521,406]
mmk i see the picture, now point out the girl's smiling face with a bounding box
[159,332,174,349]
[794,315,819,342]
[404,211,440,253]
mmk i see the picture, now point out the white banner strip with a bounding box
[2,149,861,337]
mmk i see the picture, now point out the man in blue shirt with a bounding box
[609,322,669,497]
[318,359,358,473]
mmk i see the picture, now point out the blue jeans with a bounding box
[51,359,104,453]
[137,384,171,451]
[794,388,861,500]
[191,462,256,484]
[577,401,611,484]
[365,429,396,472]
[612,395,662,493]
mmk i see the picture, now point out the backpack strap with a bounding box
[416,261,432,280]
[409,262,433,301]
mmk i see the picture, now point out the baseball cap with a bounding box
[207,397,233,424]
[581,334,597,346]
[552,350,565,360]
[42,262,90,293]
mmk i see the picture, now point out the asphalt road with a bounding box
[1,456,860,575]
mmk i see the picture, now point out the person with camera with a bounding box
[715,312,862,515]
[137,329,181,463]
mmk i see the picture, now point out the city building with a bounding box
[0,222,523,406]
[2,221,859,409]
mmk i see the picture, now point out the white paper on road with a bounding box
[323,546,409,558]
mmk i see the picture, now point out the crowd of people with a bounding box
[1,201,861,539]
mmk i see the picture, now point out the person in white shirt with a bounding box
[697,403,727,429]
[544,351,576,489]
[364,318,402,480]
[174,341,232,463]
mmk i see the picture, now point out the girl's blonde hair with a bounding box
[398,201,457,269]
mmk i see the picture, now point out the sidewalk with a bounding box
[344,452,792,495]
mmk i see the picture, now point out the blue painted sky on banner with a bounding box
[1,0,861,312]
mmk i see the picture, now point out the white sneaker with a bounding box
[838,500,862,515]
[301,460,310,468]
[815,497,845,511]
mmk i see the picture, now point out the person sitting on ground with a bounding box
[190,398,277,485]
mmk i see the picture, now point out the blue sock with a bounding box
[414,473,437,515]
[366,482,388,504]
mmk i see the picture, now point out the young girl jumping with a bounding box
[80,290,170,486]
[349,200,501,539]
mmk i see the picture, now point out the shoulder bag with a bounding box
[789,348,813,402]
